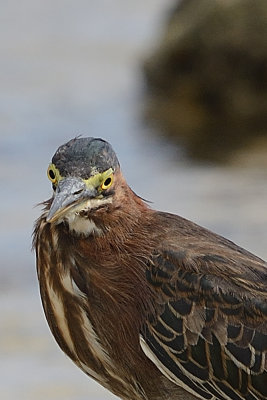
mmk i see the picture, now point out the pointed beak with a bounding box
[46,177,97,223]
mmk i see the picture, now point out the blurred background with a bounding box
[1,0,267,399]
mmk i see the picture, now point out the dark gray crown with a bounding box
[52,137,120,178]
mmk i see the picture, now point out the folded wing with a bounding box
[142,244,267,400]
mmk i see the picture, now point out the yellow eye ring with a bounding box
[47,166,57,184]
[101,174,113,190]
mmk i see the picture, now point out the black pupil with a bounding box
[104,177,111,187]
[49,169,55,180]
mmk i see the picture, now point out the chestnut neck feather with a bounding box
[65,187,157,356]
[37,177,159,377]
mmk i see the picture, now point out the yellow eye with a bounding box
[47,165,57,184]
[101,174,114,190]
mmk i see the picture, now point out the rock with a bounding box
[143,0,267,163]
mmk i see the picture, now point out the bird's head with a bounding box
[45,137,128,236]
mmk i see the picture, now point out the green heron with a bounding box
[33,137,267,400]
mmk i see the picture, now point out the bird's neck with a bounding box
[34,197,158,398]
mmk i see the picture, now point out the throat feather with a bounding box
[66,212,102,236]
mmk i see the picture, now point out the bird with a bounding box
[33,136,267,400]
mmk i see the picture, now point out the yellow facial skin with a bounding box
[47,164,114,193]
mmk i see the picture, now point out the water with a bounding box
[1,1,267,399]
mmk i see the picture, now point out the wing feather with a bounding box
[142,244,267,400]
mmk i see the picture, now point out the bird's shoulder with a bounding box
[148,210,267,287]
[145,210,267,318]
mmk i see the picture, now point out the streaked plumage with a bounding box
[33,137,267,400]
